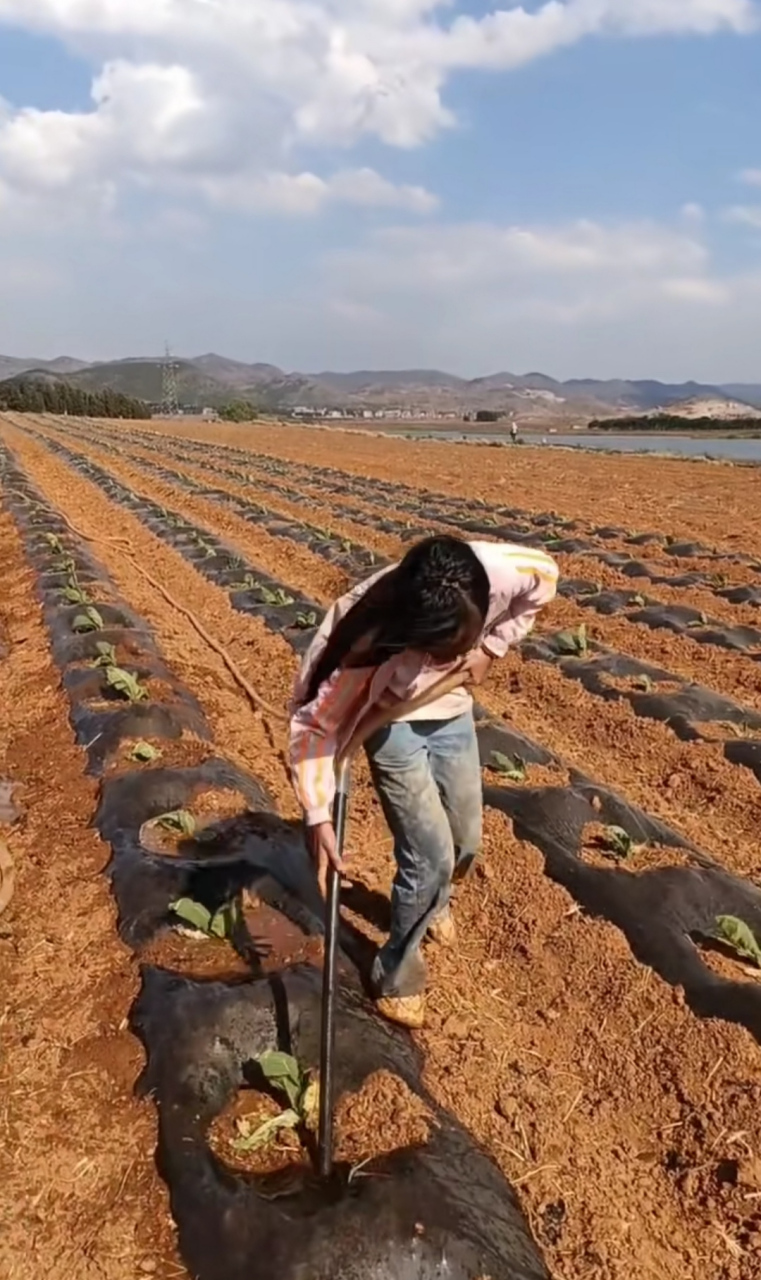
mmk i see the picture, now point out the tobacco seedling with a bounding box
[489,752,527,783]
[157,809,197,836]
[170,895,241,940]
[229,573,261,591]
[714,915,761,967]
[105,666,148,702]
[633,675,654,693]
[555,624,589,656]
[687,612,709,629]
[129,742,162,763]
[600,826,643,862]
[72,606,104,634]
[295,611,318,629]
[92,641,117,668]
[232,1051,319,1153]
[261,586,295,608]
[629,594,646,608]
[63,577,92,606]
[44,533,64,555]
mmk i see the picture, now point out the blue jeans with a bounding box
[364,711,483,998]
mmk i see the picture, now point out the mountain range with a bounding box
[2,352,761,418]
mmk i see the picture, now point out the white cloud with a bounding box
[0,0,756,217]
[723,204,761,229]
[738,167,761,186]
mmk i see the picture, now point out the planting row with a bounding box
[1,441,549,1280]
[55,418,761,634]
[34,424,761,788]
[84,416,761,588]
[14,431,761,1056]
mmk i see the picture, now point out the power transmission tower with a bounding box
[160,342,180,416]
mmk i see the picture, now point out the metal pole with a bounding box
[317,759,350,1179]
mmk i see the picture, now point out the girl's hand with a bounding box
[463,648,493,686]
[307,821,346,896]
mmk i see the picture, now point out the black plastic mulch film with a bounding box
[29,418,761,789]
[5,428,761,1277]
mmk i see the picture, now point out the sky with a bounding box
[1,1,761,381]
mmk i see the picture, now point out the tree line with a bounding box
[590,413,761,433]
[0,376,150,419]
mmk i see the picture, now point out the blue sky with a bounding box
[1,2,761,380]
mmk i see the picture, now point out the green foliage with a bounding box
[599,826,643,861]
[44,533,64,554]
[714,916,761,967]
[62,576,91,605]
[219,400,259,423]
[72,606,104,634]
[170,895,241,939]
[231,1052,319,1153]
[0,373,149,418]
[590,413,761,433]
[555,624,589,656]
[488,752,527,782]
[92,641,117,668]
[105,666,148,702]
[157,809,197,836]
[129,742,162,763]
[295,610,318,629]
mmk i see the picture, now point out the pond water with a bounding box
[385,430,761,463]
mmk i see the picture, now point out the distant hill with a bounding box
[1,350,760,418]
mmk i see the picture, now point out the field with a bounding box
[1,413,761,1280]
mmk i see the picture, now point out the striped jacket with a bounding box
[290,541,558,825]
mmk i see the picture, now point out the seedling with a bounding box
[629,594,646,608]
[295,611,318,630]
[261,586,295,608]
[72,607,104,634]
[229,573,261,591]
[489,752,527,783]
[687,612,709,629]
[63,577,91,606]
[714,915,761,967]
[170,895,241,940]
[633,675,654,693]
[157,809,197,836]
[44,533,64,554]
[129,742,162,763]
[92,641,117,668]
[599,826,644,862]
[555,624,589,656]
[105,666,148,702]
[340,539,354,554]
[232,1051,319,1153]
[53,555,77,575]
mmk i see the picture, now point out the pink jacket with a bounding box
[290,541,558,825]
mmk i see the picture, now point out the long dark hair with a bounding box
[305,535,490,704]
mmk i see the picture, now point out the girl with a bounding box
[289,534,558,1029]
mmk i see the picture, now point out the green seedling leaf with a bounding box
[600,826,642,861]
[489,751,527,783]
[715,915,761,967]
[633,675,654,693]
[170,897,213,933]
[105,666,148,703]
[45,533,64,554]
[230,573,260,591]
[92,641,117,668]
[158,809,197,836]
[555,624,589,656]
[63,581,91,605]
[257,1051,305,1111]
[232,1109,301,1152]
[72,607,104,634]
[260,586,295,607]
[130,742,162,763]
[687,611,709,629]
[295,611,318,630]
[629,594,646,608]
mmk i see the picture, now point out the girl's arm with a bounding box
[290,665,373,825]
[480,547,559,658]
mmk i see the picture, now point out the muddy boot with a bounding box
[427,908,456,947]
[375,993,426,1030]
